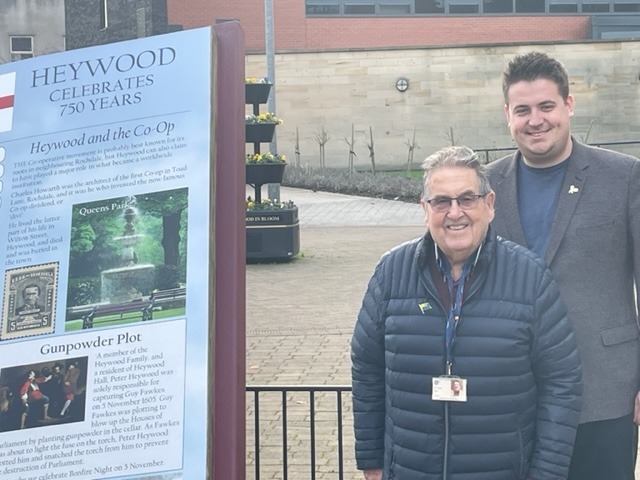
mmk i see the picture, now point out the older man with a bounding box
[15,284,42,315]
[351,145,582,480]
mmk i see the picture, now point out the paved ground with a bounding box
[245,186,425,479]
[245,186,640,480]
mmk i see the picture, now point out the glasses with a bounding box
[424,193,486,213]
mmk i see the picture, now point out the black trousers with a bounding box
[568,413,638,480]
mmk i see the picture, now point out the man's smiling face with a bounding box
[421,166,494,273]
[504,78,574,168]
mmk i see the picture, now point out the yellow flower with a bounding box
[245,76,270,84]
[245,112,282,125]
[245,151,286,164]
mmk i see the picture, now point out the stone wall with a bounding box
[246,41,640,169]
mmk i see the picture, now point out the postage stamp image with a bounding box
[1,262,58,340]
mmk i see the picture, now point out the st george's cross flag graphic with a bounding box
[0,72,16,133]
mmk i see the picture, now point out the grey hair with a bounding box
[421,146,491,200]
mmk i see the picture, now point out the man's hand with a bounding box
[363,469,382,480]
[634,391,640,425]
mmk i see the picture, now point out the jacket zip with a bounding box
[417,260,485,480]
[443,401,450,479]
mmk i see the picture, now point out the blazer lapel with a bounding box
[544,144,589,265]
[491,153,527,246]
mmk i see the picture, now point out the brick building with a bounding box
[3,1,638,167]
[4,2,640,59]
[162,1,640,168]
[166,0,640,52]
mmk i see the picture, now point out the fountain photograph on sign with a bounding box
[65,188,189,331]
[101,195,156,303]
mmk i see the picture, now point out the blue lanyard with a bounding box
[435,242,482,375]
[443,262,471,376]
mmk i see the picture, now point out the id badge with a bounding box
[432,376,467,402]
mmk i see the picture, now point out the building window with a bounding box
[483,0,514,13]
[582,2,611,11]
[10,36,33,61]
[380,3,412,13]
[100,0,109,30]
[305,0,640,16]
[449,2,480,13]
[415,0,445,13]
[306,3,341,14]
[613,2,640,12]
[515,0,545,12]
[344,3,376,13]
[450,4,480,12]
[550,3,579,11]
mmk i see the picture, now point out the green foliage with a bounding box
[246,199,296,211]
[67,277,101,306]
[246,152,286,164]
[70,224,97,255]
[67,189,189,308]
[245,112,283,124]
[65,307,184,332]
[137,188,188,217]
[282,166,423,203]
[386,169,424,181]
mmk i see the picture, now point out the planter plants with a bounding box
[245,152,287,185]
[246,199,300,261]
[244,78,299,261]
[245,113,282,144]
[245,77,272,105]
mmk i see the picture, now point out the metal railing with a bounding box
[476,140,640,164]
[246,385,353,480]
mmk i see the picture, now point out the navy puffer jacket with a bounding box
[351,229,582,480]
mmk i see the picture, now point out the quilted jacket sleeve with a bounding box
[527,267,583,480]
[351,259,388,471]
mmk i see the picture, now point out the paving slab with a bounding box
[246,187,425,479]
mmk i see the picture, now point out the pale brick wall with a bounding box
[246,41,640,169]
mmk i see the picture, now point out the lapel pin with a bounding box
[568,185,579,195]
[419,302,432,314]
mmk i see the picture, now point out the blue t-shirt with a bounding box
[516,157,569,258]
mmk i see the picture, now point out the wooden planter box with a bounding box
[246,207,300,261]
[245,123,276,144]
[245,83,272,105]
[245,163,286,185]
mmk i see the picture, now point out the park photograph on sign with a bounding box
[65,188,188,331]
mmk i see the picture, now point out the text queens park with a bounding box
[30,46,176,116]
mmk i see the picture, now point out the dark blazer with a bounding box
[487,139,640,423]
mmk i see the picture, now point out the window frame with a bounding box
[305,0,640,16]
[10,36,34,62]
